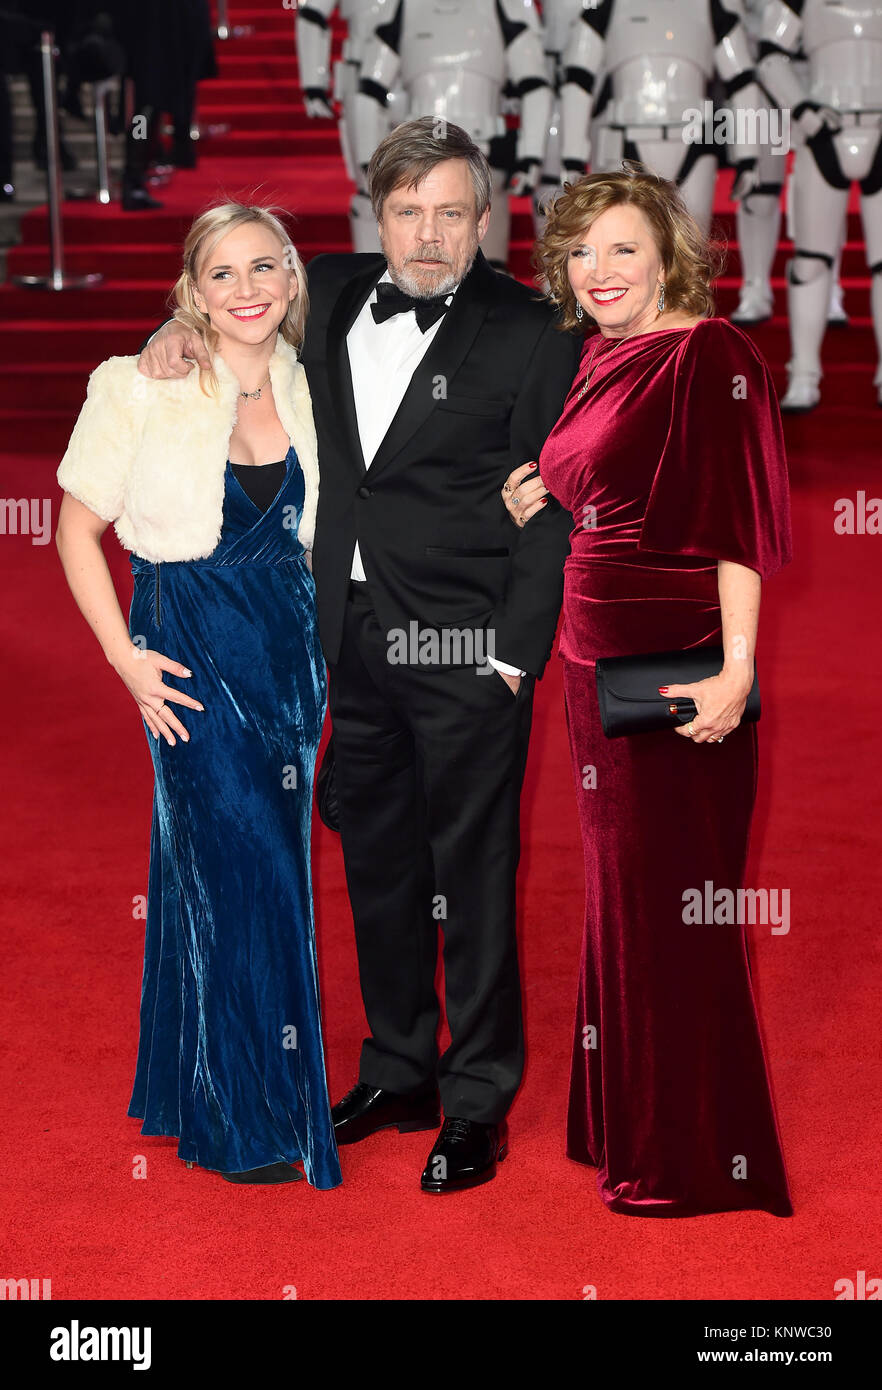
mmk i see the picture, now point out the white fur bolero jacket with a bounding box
[56,336,318,563]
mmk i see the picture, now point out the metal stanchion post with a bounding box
[93,78,113,205]
[12,30,102,290]
[204,0,251,149]
[214,0,254,41]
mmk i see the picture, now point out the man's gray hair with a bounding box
[367,116,493,221]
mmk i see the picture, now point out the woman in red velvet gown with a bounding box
[504,169,793,1217]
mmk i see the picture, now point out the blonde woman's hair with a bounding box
[535,164,725,332]
[171,201,309,390]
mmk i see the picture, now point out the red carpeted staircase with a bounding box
[1,0,877,447]
[1,0,880,1302]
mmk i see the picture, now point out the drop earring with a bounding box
[575,301,584,321]
[657,282,666,313]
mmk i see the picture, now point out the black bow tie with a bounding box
[371,280,451,333]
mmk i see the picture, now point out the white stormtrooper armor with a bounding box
[296,0,404,251]
[759,0,882,409]
[734,1,847,324]
[532,0,587,237]
[732,0,787,321]
[353,0,552,268]
[560,0,765,236]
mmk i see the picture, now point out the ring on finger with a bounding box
[503,483,512,495]
[511,495,520,505]
[155,702,166,715]
[686,720,696,737]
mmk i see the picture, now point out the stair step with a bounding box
[195,128,341,155]
[198,80,303,105]
[215,55,300,80]
[0,407,88,453]
[4,243,355,280]
[16,205,534,246]
[1,363,113,410]
[195,104,322,131]
[0,281,173,321]
[0,320,157,365]
[212,29,306,54]
[219,4,346,29]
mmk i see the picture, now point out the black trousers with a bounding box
[327,582,535,1124]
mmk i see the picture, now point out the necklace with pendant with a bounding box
[240,373,270,401]
[576,317,659,400]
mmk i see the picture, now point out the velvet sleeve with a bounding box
[639,318,792,578]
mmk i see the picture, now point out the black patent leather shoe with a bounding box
[420,1117,507,1193]
[332,1080,440,1146]
[121,183,164,211]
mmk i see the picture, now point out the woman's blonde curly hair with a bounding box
[170,201,309,391]
[535,164,725,333]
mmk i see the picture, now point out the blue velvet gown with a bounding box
[126,447,342,1189]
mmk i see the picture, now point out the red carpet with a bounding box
[1,0,880,1301]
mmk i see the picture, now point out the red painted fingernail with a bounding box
[528,462,537,468]
[541,498,548,504]
[658,686,669,694]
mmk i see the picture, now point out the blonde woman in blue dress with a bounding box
[55,203,342,1189]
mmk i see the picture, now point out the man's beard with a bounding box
[380,231,479,299]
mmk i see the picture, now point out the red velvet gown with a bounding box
[539,318,793,1217]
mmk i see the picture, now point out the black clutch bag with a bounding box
[594,646,760,738]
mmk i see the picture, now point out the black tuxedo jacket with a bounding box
[302,248,582,676]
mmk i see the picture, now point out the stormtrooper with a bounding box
[351,0,552,268]
[296,0,404,252]
[732,0,788,321]
[734,0,847,325]
[559,0,765,236]
[532,0,587,237]
[759,0,882,410]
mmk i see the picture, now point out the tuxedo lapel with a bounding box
[366,251,496,481]
[326,256,385,475]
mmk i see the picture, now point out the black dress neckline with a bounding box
[229,454,290,514]
[230,459,288,468]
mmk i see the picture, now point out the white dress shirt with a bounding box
[346,271,523,677]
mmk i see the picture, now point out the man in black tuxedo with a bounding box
[140,118,580,1193]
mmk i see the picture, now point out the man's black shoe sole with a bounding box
[334,1111,441,1146]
